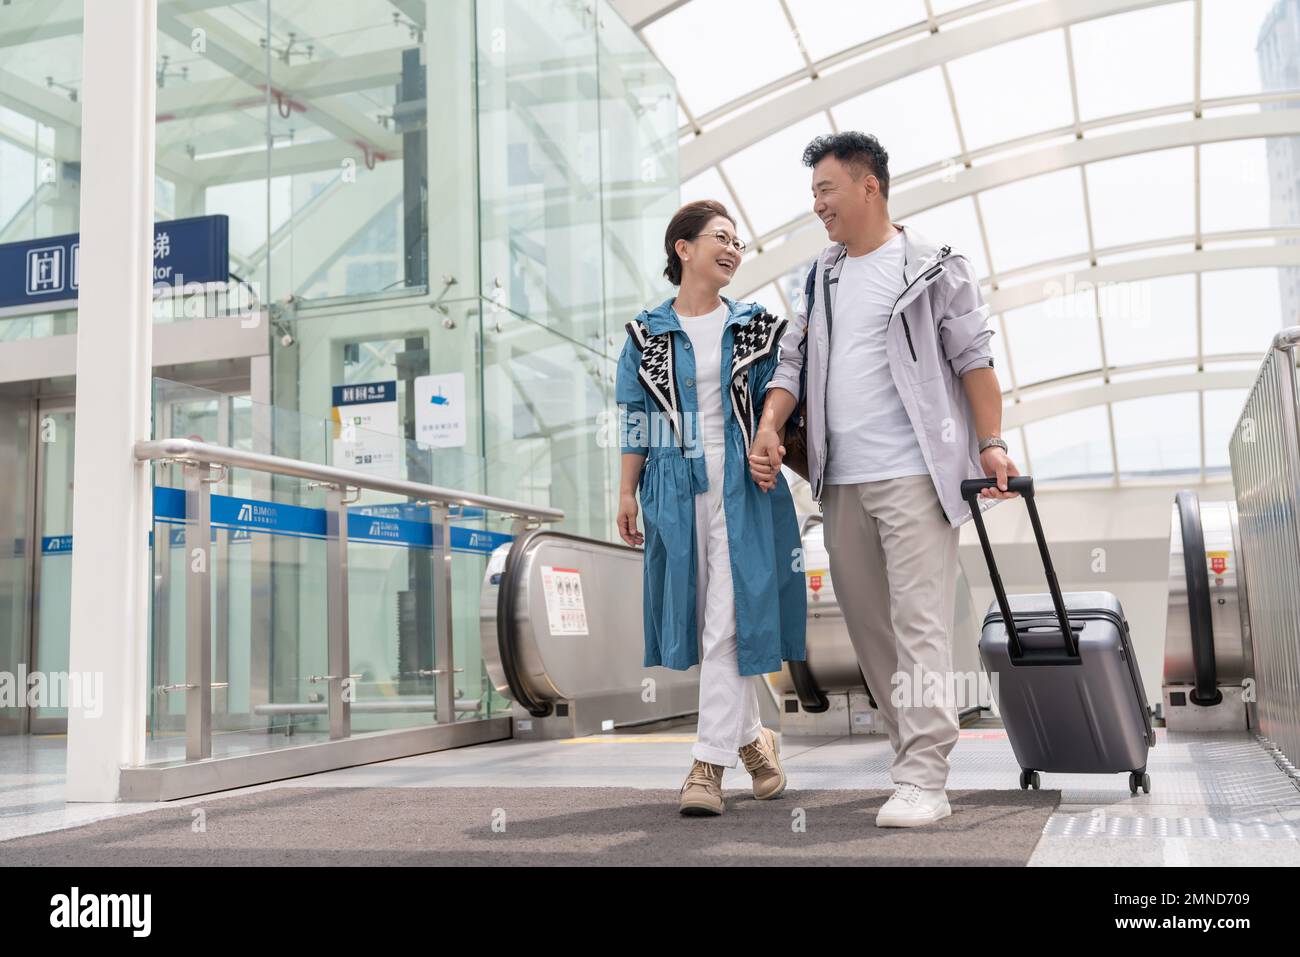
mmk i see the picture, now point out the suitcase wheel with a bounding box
[1128,771,1151,795]
[1019,769,1040,790]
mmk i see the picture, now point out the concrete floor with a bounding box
[2,724,1298,865]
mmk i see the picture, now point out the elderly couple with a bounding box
[614,131,1020,827]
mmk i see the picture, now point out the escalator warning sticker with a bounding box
[541,565,589,636]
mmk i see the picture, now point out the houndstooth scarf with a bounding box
[626,310,787,458]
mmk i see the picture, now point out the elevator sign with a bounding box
[0,214,229,310]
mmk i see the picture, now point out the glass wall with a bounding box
[474,0,678,541]
[271,0,677,542]
[0,2,83,341]
[155,0,431,305]
[146,378,509,761]
[0,0,675,743]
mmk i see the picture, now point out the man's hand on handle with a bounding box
[748,427,785,492]
[978,446,1021,500]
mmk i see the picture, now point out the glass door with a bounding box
[0,396,35,735]
[28,401,75,733]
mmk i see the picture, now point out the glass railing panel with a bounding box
[143,377,541,761]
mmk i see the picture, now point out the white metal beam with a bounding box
[733,108,1300,296]
[986,243,1300,314]
[679,0,1171,178]
[0,69,81,132]
[1002,368,1255,429]
[65,0,157,803]
[156,9,401,162]
[154,49,403,126]
[609,0,691,31]
[0,0,236,48]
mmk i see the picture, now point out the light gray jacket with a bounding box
[766,224,1002,527]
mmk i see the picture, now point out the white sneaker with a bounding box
[875,783,952,827]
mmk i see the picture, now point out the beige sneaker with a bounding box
[679,759,725,816]
[738,727,786,800]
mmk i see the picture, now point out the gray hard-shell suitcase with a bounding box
[960,476,1156,795]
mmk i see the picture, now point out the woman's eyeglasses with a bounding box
[695,229,747,254]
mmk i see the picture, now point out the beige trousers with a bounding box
[822,474,961,789]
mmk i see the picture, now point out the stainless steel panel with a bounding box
[770,518,981,697]
[480,532,697,731]
[118,717,512,801]
[1229,327,1300,770]
[1164,499,1249,686]
[183,462,213,760]
[430,504,455,726]
[775,520,861,693]
[324,484,351,741]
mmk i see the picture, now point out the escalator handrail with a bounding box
[789,512,831,713]
[1175,490,1224,706]
[495,528,644,718]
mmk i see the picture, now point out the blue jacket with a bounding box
[615,295,807,676]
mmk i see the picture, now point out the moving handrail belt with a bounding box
[1175,490,1224,706]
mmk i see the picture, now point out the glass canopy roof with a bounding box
[623,0,1300,485]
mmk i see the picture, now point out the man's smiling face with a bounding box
[811,154,872,245]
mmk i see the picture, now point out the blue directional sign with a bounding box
[0,214,229,310]
[151,486,510,555]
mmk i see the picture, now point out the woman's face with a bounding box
[679,214,742,288]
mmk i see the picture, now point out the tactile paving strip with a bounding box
[1044,811,1300,840]
[782,729,1300,806]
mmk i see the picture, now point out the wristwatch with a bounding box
[978,436,1008,453]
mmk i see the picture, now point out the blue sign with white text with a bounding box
[151,486,508,555]
[332,381,397,407]
[0,214,229,310]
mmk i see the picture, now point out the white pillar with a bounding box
[65,0,157,802]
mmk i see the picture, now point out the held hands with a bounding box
[978,446,1022,500]
[617,491,644,546]
[748,427,785,492]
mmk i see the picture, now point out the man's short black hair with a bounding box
[802,131,890,199]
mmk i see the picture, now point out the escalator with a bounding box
[1162,491,1255,731]
[482,517,981,740]
[480,529,703,739]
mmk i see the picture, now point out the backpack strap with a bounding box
[794,261,818,424]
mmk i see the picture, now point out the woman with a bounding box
[615,199,807,816]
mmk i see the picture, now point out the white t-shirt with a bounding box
[824,230,930,484]
[676,301,729,453]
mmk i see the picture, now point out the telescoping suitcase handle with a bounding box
[959,476,1078,659]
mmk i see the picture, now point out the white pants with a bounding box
[691,448,763,767]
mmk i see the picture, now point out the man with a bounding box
[749,131,1020,827]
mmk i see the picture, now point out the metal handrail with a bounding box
[134,436,565,763]
[134,437,565,524]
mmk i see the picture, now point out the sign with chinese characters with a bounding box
[331,380,401,478]
[540,565,588,636]
[0,214,229,311]
[414,372,467,448]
